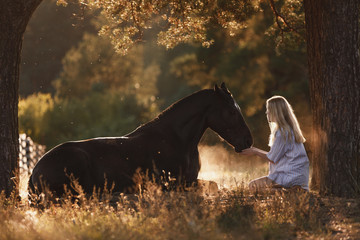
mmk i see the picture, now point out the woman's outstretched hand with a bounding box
[239,147,259,156]
[239,147,274,163]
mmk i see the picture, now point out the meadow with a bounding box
[1,145,359,240]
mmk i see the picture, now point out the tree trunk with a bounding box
[304,0,360,197]
[0,0,42,196]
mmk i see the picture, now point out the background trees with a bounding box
[19,1,310,150]
[1,0,359,197]
[20,0,96,96]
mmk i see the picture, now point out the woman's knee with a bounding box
[248,177,276,192]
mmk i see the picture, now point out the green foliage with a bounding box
[20,23,161,149]
[21,29,161,149]
[53,32,160,107]
[19,93,54,142]
[44,91,150,148]
[19,91,153,149]
[53,33,135,99]
[169,53,217,88]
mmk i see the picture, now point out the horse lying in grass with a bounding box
[29,83,253,196]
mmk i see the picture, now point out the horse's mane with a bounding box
[157,89,213,119]
[131,89,214,132]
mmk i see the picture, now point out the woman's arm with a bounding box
[240,147,274,163]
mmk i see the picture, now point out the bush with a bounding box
[19,90,154,149]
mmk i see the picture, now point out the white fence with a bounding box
[19,134,46,175]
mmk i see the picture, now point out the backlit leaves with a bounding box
[78,0,258,54]
[265,0,305,51]
[57,0,305,55]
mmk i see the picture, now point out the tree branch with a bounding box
[268,0,302,36]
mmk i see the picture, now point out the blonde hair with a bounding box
[266,96,306,146]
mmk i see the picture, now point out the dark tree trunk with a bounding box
[0,0,42,196]
[304,0,360,197]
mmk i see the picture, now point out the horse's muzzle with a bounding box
[234,135,253,152]
[235,146,242,153]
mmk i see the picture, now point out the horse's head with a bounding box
[207,83,253,152]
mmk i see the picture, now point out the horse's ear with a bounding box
[220,82,231,95]
[215,83,232,102]
[220,82,226,90]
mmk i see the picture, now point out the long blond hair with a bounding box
[266,96,306,146]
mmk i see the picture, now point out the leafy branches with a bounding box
[265,0,305,49]
[74,0,258,54]
[55,0,305,55]
[269,0,302,35]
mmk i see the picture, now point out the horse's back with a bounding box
[30,138,133,195]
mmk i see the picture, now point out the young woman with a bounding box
[240,96,309,193]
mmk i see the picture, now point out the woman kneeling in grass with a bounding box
[240,96,309,193]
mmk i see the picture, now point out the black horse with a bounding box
[29,83,253,196]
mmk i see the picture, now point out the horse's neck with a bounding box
[159,90,213,148]
[141,90,213,148]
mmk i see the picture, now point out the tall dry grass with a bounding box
[1,144,331,240]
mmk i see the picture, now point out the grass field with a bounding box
[1,145,359,240]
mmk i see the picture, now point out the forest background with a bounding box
[3,2,359,238]
[18,0,310,166]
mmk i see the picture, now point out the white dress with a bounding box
[266,130,309,190]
